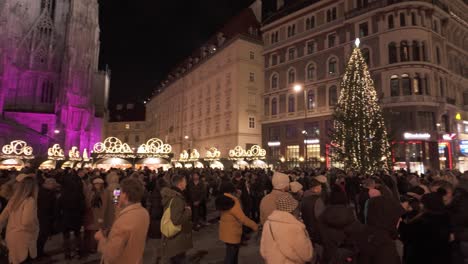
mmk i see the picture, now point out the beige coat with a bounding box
[98,203,149,264]
[260,190,289,225]
[219,193,258,244]
[261,210,313,264]
[85,189,115,231]
[0,197,39,264]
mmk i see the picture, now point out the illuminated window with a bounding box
[286,145,300,161]
[125,124,130,129]
[306,144,320,160]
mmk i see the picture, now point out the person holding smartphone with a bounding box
[95,177,149,264]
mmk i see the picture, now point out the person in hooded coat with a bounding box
[160,175,193,264]
[399,189,451,264]
[318,190,361,263]
[260,193,313,264]
[357,195,404,264]
[216,182,258,264]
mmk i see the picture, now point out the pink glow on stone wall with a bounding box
[4,112,57,137]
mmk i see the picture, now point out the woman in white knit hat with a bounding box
[260,193,313,264]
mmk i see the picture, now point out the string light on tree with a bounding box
[330,38,392,173]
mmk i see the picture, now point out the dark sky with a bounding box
[98,0,256,106]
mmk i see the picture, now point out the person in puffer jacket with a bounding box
[260,193,313,264]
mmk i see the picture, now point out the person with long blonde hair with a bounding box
[0,174,39,264]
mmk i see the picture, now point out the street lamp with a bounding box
[294,83,308,168]
[184,135,189,140]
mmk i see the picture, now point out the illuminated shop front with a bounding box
[392,132,439,174]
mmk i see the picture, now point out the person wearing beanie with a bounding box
[83,177,115,255]
[260,172,291,225]
[260,194,313,264]
[399,189,451,264]
[289,181,304,201]
[318,190,361,263]
[301,178,325,246]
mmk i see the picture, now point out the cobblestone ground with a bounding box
[32,203,263,264]
[33,222,262,264]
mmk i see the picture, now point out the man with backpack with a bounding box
[160,174,193,264]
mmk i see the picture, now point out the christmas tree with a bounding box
[330,39,392,173]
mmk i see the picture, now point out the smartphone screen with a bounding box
[113,188,121,204]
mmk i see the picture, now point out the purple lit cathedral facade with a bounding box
[0,0,109,154]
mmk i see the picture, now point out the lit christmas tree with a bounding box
[330,38,392,173]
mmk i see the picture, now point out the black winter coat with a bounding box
[148,187,164,239]
[301,194,324,243]
[357,196,404,264]
[318,205,361,263]
[399,212,451,264]
[449,187,468,242]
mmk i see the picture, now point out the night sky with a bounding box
[98,0,257,106]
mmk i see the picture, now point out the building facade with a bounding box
[261,0,468,172]
[146,4,264,157]
[104,103,146,149]
[0,0,108,156]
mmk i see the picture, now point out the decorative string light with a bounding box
[331,39,392,173]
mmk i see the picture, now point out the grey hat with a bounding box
[276,193,299,213]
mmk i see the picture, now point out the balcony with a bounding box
[345,0,449,19]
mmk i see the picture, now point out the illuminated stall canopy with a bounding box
[47,144,65,160]
[61,146,82,169]
[229,145,266,160]
[205,147,221,161]
[40,144,65,169]
[69,147,81,161]
[176,149,202,168]
[93,137,134,158]
[135,138,173,171]
[137,138,172,158]
[229,145,267,169]
[82,148,92,168]
[93,137,134,169]
[0,140,34,169]
[204,147,223,170]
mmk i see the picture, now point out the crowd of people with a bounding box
[0,165,467,264]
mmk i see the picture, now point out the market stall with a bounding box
[135,137,173,171]
[0,140,34,170]
[229,145,267,169]
[92,137,135,170]
[176,149,202,168]
[204,147,224,170]
[39,144,65,169]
